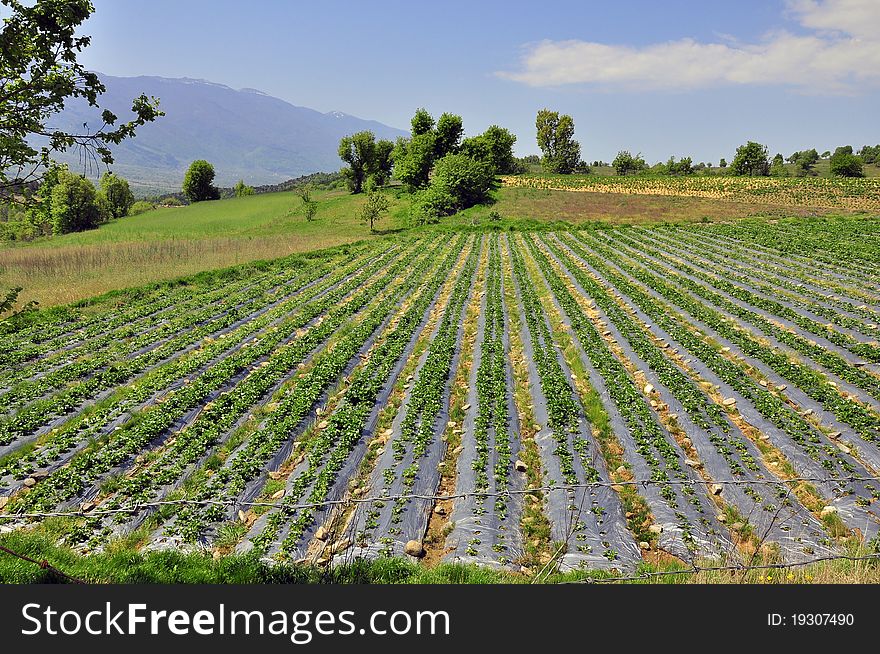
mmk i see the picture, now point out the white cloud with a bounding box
[498,0,880,93]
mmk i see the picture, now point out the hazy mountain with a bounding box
[51,74,408,192]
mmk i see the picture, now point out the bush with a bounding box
[49,170,109,234]
[431,154,494,210]
[830,152,864,177]
[410,186,456,225]
[233,180,255,196]
[100,172,134,218]
[128,200,156,216]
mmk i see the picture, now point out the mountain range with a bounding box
[51,74,408,192]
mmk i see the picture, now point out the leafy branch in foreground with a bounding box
[0,0,163,199]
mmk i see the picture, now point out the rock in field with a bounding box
[405,540,425,557]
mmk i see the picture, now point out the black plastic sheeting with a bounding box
[236,242,462,559]
[443,245,525,569]
[336,240,482,563]
[566,232,880,542]
[545,235,835,562]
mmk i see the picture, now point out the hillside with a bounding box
[49,74,408,192]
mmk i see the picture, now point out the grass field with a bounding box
[0,190,411,307]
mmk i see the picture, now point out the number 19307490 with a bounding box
[768,613,854,627]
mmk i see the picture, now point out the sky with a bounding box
[75,0,880,164]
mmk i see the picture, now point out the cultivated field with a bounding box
[503,174,880,212]
[1,220,879,576]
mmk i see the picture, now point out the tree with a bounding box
[794,148,819,176]
[410,108,435,136]
[459,136,493,166]
[296,186,318,221]
[730,141,770,176]
[182,160,219,202]
[665,156,693,175]
[338,131,377,194]
[858,145,879,164]
[0,0,162,200]
[479,125,518,174]
[49,168,109,234]
[719,158,727,168]
[612,150,646,176]
[233,180,255,197]
[535,109,581,174]
[99,172,134,217]
[434,113,463,159]
[770,153,788,177]
[392,133,435,189]
[369,139,394,187]
[458,126,518,176]
[359,188,390,232]
[830,151,864,177]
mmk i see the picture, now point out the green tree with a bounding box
[410,108,435,136]
[459,136,493,166]
[296,186,318,221]
[458,126,518,176]
[0,0,162,199]
[830,151,864,177]
[480,125,518,174]
[665,156,693,175]
[99,172,134,217]
[392,133,435,189]
[233,180,255,197]
[49,168,108,234]
[612,150,646,176]
[535,109,581,174]
[770,153,788,177]
[433,113,463,159]
[858,145,879,164]
[368,139,394,187]
[794,148,819,176]
[338,131,376,194]
[730,141,770,176]
[719,158,727,168]
[182,160,220,202]
[359,188,390,232]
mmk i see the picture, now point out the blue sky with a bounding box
[78,0,879,164]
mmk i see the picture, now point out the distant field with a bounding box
[451,187,844,228]
[4,174,879,310]
[0,190,409,307]
[503,174,880,212]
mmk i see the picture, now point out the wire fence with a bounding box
[1,473,878,520]
[2,474,879,584]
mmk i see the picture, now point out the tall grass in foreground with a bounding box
[1,527,877,584]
